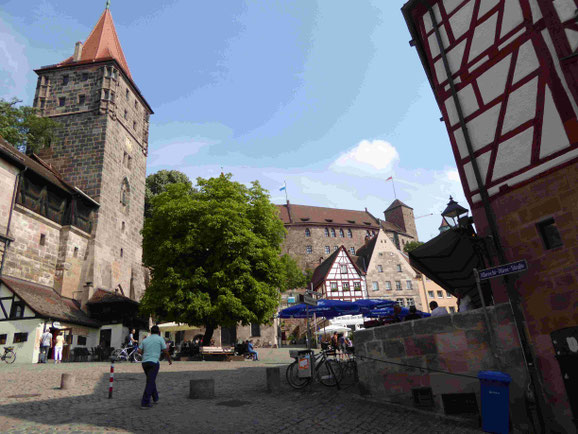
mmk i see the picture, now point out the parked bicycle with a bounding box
[1,346,16,364]
[286,349,343,389]
[111,345,142,363]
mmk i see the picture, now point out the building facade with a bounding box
[419,275,458,314]
[403,0,578,430]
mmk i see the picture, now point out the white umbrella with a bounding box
[315,325,351,335]
[157,322,200,332]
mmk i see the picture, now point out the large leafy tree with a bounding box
[140,174,286,344]
[0,98,59,153]
[145,170,193,218]
[279,254,308,292]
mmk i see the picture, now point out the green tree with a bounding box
[404,241,425,253]
[145,170,193,218]
[140,174,286,345]
[0,98,59,153]
[279,254,307,292]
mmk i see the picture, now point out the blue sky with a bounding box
[0,0,468,240]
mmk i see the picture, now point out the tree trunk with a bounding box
[202,325,215,346]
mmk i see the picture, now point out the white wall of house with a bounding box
[0,318,44,363]
[99,323,129,350]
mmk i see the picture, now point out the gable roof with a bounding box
[276,203,380,228]
[310,246,366,290]
[355,236,378,271]
[87,289,138,305]
[385,199,413,212]
[0,276,101,328]
[56,8,131,78]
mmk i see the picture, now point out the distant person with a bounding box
[458,294,472,312]
[404,306,421,321]
[39,329,53,363]
[338,333,346,351]
[128,329,139,349]
[429,301,449,317]
[138,325,172,409]
[331,332,339,349]
[54,331,65,364]
[390,305,403,323]
[247,340,258,361]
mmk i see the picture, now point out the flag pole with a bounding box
[284,181,288,203]
[392,177,397,199]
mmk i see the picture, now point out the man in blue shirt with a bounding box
[247,340,258,361]
[137,325,172,408]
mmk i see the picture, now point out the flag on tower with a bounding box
[385,176,393,181]
[279,185,286,191]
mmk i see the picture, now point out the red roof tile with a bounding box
[276,204,380,228]
[87,289,137,305]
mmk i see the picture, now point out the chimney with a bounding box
[73,42,83,61]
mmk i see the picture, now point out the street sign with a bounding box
[306,290,322,298]
[299,294,318,306]
[478,260,528,280]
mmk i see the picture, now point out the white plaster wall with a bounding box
[99,323,128,349]
[0,318,44,363]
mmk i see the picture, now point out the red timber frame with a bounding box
[409,0,578,210]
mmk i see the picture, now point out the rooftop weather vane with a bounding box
[106,0,111,9]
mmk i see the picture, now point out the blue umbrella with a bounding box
[352,299,396,314]
[278,299,361,319]
[366,307,431,319]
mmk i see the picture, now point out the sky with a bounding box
[0,0,469,241]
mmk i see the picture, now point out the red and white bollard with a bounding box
[108,362,114,399]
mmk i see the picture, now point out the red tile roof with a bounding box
[385,199,413,211]
[87,289,138,305]
[57,9,131,78]
[0,275,101,327]
[276,204,380,228]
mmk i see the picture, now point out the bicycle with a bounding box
[338,349,358,384]
[111,345,142,362]
[286,349,343,389]
[1,346,16,364]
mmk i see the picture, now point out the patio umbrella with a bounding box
[315,325,351,335]
[366,307,431,319]
[278,299,361,319]
[352,298,396,314]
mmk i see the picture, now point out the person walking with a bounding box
[429,301,449,317]
[137,325,172,409]
[39,329,53,363]
[54,331,65,364]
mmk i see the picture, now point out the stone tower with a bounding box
[33,4,153,303]
[383,200,418,241]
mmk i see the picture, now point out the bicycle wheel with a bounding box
[111,349,124,362]
[4,351,16,364]
[317,359,343,387]
[285,361,311,389]
[132,351,142,362]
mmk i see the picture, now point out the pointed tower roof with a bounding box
[385,199,413,212]
[57,6,132,78]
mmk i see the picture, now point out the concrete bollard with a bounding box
[266,367,281,393]
[60,373,75,390]
[189,379,215,399]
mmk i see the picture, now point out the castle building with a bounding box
[0,4,151,362]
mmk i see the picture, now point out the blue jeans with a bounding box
[248,350,258,360]
[39,346,49,363]
[141,362,160,406]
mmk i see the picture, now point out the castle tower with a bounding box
[32,4,153,303]
[383,199,418,241]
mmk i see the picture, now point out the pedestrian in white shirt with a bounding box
[429,301,449,317]
[39,330,52,363]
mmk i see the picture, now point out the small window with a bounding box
[82,73,88,81]
[126,89,130,100]
[324,228,329,237]
[406,298,415,307]
[449,307,456,313]
[342,282,350,291]
[112,69,118,80]
[396,298,405,307]
[62,75,69,85]
[78,94,85,105]
[59,97,66,107]
[13,332,28,343]
[134,100,138,109]
[331,228,336,237]
[347,229,352,238]
[39,98,45,108]
[10,301,25,319]
[324,246,330,254]
[536,218,563,250]
[73,247,79,258]
[372,281,379,291]
[349,247,355,254]
[340,264,347,274]
[40,234,46,246]
[305,228,311,237]
[339,229,345,237]
[111,91,115,102]
[377,265,383,273]
[397,264,402,272]
[395,281,402,290]
[428,291,434,298]
[446,291,452,298]
[121,178,130,207]
[406,280,413,290]
[437,291,444,298]
[353,282,361,291]
[120,248,124,258]
[306,246,312,254]
[133,121,136,130]
[330,282,338,292]
[77,336,87,346]
[385,281,392,290]
[103,89,110,100]
[251,323,261,337]
[124,109,128,120]
[378,252,383,256]
[333,246,338,252]
[0,334,6,345]
[127,155,132,169]
[121,221,126,231]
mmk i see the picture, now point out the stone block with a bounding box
[405,335,437,357]
[266,367,280,393]
[493,303,514,325]
[466,351,496,372]
[189,379,215,399]
[429,372,478,395]
[451,310,485,330]
[400,356,427,374]
[412,314,454,335]
[435,330,468,353]
[383,339,406,358]
[366,340,384,359]
[353,328,374,347]
[439,352,470,373]
[374,322,414,340]
[465,329,490,351]
[496,323,520,351]
[60,374,75,390]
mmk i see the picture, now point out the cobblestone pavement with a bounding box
[0,348,481,433]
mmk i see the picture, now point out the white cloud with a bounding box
[148,140,213,167]
[330,139,399,176]
[0,18,30,100]
[446,169,460,182]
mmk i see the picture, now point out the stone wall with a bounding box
[0,159,18,235]
[354,303,532,432]
[421,276,458,313]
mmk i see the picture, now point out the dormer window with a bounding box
[324,228,329,237]
[364,222,371,226]
[347,220,355,224]
[331,228,336,237]
[300,218,310,222]
[339,229,344,237]
[325,219,333,222]
[305,228,311,237]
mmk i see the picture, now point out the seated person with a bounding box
[247,340,258,361]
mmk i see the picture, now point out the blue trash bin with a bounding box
[478,371,512,433]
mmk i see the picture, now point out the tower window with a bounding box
[39,98,45,109]
[40,234,46,246]
[82,73,88,81]
[62,75,69,85]
[305,228,311,237]
[120,178,130,207]
[377,265,383,273]
[121,221,126,232]
[103,89,110,100]
[339,229,344,237]
[397,264,402,272]
[331,228,336,237]
[134,100,138,110]
[347,229,352,238]
[78,95,85,105]
[306,246,312,254]
[133,121,136,130]
[126,89,129,100]
[59,97,66,107]
[73,247,79,258]
[536,218,563,250]
[110,91,115,103]
[124,109,128,120]
[120,248,124,258]
[324,228,329,237]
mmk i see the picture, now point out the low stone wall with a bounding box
[354,303,531,432]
